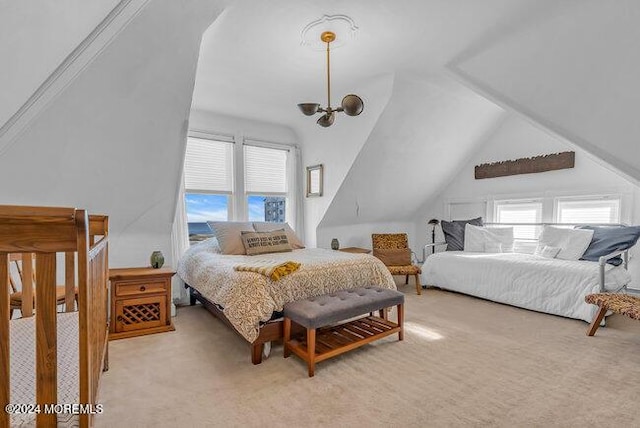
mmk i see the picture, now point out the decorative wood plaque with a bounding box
[475,151,575,179]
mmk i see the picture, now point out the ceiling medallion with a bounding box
[297,31,364,127]
[300,15,358,50]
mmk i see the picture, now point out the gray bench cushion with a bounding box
[284,287,404,329]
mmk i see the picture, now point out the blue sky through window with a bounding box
[248,195,265,221]
[185,193,228,222]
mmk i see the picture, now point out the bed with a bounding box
[421,251,631,322]
[0,206,109,428]
[177,238,396,364]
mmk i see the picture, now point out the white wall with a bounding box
[189,109,298,145]
[450,0,640,184]
[316,73,503,252]
[0,0,120,127]
[0,0,229,271]
[301,74,394,247]
[413,114,640,288]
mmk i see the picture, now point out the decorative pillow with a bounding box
[441,217,483,251]
[534,245,561,259]
[577,225,640,265]
[464,224,514,253]
[484,242,503,253]
[240,230,292,256]
[201,237,221,253]
[538,226,594,261]
[252,222,305,249]
[207,221,255,255]
[373,248,411,266]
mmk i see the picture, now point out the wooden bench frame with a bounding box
[284,303,404,377]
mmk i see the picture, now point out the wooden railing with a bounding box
[0,206,109,428]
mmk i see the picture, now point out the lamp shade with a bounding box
[317,112,335,127]
[298,103,320,116]
[341,94,364,116]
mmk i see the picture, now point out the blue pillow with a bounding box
[441,217,483,251]
[578,225,640,265]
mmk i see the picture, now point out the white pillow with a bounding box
[484,242,503,253]
[464,224,514,253]
[537,226,594,260]
[534,245,561,259]
[207,221,255,255]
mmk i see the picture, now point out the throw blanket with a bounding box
[234,260,301,281]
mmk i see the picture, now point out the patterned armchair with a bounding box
[372,233,422,295]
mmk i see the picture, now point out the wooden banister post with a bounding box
[35,253,57,427]
[65,252,75,312]
[21,253,34,318]
[0,254,10,428]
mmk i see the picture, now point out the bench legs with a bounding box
[285,303,404,377]
[307,328,316,377]
[283,317,291,358]
[587,306,608,336]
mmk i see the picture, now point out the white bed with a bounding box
[421,251,631,322]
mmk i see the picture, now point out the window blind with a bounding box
[184,137,233,193]
[557,198,620,224]
[495,201,543,240]
[244,145,287,194]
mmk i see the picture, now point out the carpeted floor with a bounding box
[95,287,640,428]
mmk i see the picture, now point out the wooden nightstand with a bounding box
[338,247,372,254]
[109,267,175,340]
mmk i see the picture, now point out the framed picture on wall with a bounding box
[306,164,323,197]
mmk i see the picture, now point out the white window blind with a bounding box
[244,145,288,194]
[184,137,233,193]
[557,198,620,224]
[495,201,543,240]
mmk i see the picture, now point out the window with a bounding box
[494,200,543,241]
[183,137,234,242]
[182,136,295,243]
[556,197,621,224]
[244,144,288,223]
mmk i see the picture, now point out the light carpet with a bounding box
[95,288,640,428]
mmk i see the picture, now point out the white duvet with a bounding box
[421,252,631,322]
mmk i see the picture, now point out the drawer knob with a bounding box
[140,286,146,292]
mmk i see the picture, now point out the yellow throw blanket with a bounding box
[234,260,301,281]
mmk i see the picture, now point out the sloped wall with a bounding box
[413,114,640,288]
[0,0,229,269]
[450,0,640,184]
[316,74,503,250]
[0,0,120,127]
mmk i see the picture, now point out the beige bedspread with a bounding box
[177,241,396,342]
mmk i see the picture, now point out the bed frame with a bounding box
[187,286,286,364]
[0,206,109,428]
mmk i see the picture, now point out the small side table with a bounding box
[109,267,175,340]
[338,247,372,254]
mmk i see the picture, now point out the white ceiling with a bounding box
[191,0,550,129]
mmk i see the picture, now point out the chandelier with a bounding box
[298,31,364,127]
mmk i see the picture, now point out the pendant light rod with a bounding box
[326,34,331,110]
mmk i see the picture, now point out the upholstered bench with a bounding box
[283,287,404,377]
[585,293,640,336]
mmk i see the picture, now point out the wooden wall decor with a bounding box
[475,151,575,179]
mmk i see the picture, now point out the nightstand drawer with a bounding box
[116,280,167,297]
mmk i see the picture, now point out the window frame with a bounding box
[553,194,622,225]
